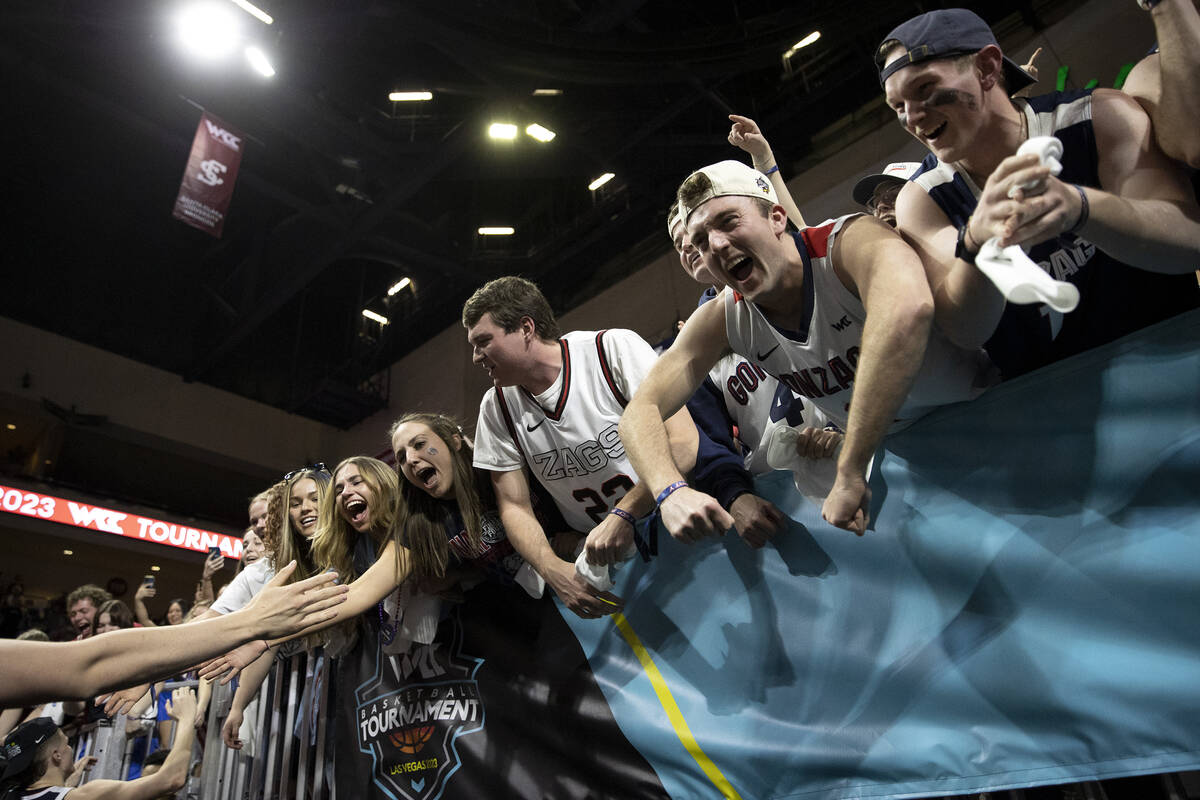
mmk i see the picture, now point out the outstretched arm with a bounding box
[728,114,806,228]
[0,563,346,707]
[1124,0,1200,168]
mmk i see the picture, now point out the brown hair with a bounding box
[676,172,772,222]
[310,456,400,584]
[461,276,561,341]
[66,584,111,611]
[96,599,135,630]
[387,413,485,580]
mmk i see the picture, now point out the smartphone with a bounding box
[207,546,222,559]
[143,574,155,588]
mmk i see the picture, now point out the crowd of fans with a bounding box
[2,5,1198,798]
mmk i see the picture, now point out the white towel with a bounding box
[978,135,1079,313]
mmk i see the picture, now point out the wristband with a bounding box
[655,481,688,506]
[763,164,780,176]
[955,216,981,261]
[608,507,637,528]
[1137,0,1163,9]
[1067,184,1089,234]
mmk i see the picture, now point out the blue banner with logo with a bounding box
[564,310,1200,799]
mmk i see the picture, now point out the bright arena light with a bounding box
[525,123,556,142]
[177,3,242,60]
[229,0,273,25]
[387,277,412,296]
[588,172,615,191]
[788,31,821,53]
[488,123,518,140]
[389,91,433,102]
[478,227,515,236]
[245,46,275,77]
[362,309,390,325]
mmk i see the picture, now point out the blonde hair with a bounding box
[269,468,331,587]
[387,413,485,580]
[310,456,400,583]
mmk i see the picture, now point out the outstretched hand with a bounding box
[198,640,268,685]
[241,561,348,639]
[97,683,150,716]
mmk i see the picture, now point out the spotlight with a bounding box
[525,123,556,142]
[787,31,820,53]
[176,2,241,60]
[532,89,562,96]
[245,46,275,77]
[151,565,162,572]
[488,123,518,140]
[4,423,14,430]
[63,549,74,556]
[588,173,615,191]
[387,277,412,296]
[478,227,515,235]
[362,309,390,325]
[389,91,433,102]
[228,0,273,25]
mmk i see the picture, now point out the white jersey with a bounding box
[473,329,656,532]
[707,353,832,475]
[725,215,993,430]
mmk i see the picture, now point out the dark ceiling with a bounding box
[0,0,1080,430]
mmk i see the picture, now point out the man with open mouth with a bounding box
[620,159,994,540]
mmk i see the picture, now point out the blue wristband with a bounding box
[608,507,637,528]
[763,164,780,176]
[655,481,689,506]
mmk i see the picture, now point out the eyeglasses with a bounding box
[283,462,329,481]
[866,183,903,214]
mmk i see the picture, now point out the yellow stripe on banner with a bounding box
[611,612,743,800]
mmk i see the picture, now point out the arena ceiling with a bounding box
[0,0,1082,430]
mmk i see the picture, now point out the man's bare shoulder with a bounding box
[895,180,953,236]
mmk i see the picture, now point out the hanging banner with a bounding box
[560,310,1200,799]
[0,484,243,559]
[171,111,244,237]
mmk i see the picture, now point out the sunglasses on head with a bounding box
[283,462,329,481]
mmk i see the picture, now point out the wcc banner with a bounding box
[171,111,244,237]
[559,309,1200,800]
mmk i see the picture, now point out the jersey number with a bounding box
[572,474,635,525]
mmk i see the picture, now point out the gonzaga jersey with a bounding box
[473,329,654,533]
[725,215,992,430]
[707,352,831,474]
[913,89,1200,378]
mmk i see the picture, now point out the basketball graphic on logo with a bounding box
[389,725,435,754]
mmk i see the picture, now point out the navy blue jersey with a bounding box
[912,89,1200,378]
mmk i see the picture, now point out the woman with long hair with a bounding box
[202,413,551,680]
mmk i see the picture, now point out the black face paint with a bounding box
[926,88,977,111]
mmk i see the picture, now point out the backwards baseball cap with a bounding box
[851,162,921,206]
[1,718,58,782]
[875,8,1036,94]
[677,160,779,224]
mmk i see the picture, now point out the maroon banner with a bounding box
[171,111,244,237]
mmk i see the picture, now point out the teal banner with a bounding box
[564,310,1200,799]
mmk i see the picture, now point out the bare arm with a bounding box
[728,114,807,228]
[1128,0,1200,168]
[824,215,935,534]
[620,298,735,542]
[492,468,623,618]
[132,583,157,628]
[69,688,198,800]
[894,181,1006,351]
[1003,89,1200,272]
[223,646,275,749]
[0,564,346,707]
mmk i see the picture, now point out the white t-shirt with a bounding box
[473,329,657,532]
[210,558,275,615]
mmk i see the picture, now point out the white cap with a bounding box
[851,161,921,206]
[677,160,779,223]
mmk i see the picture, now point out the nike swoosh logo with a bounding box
[526,419,546,432]
[756,344,780,360]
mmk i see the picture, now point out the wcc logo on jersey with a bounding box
[355,610,485,800]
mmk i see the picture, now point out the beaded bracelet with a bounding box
[655,480,689,506]
[608,507,638,528]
